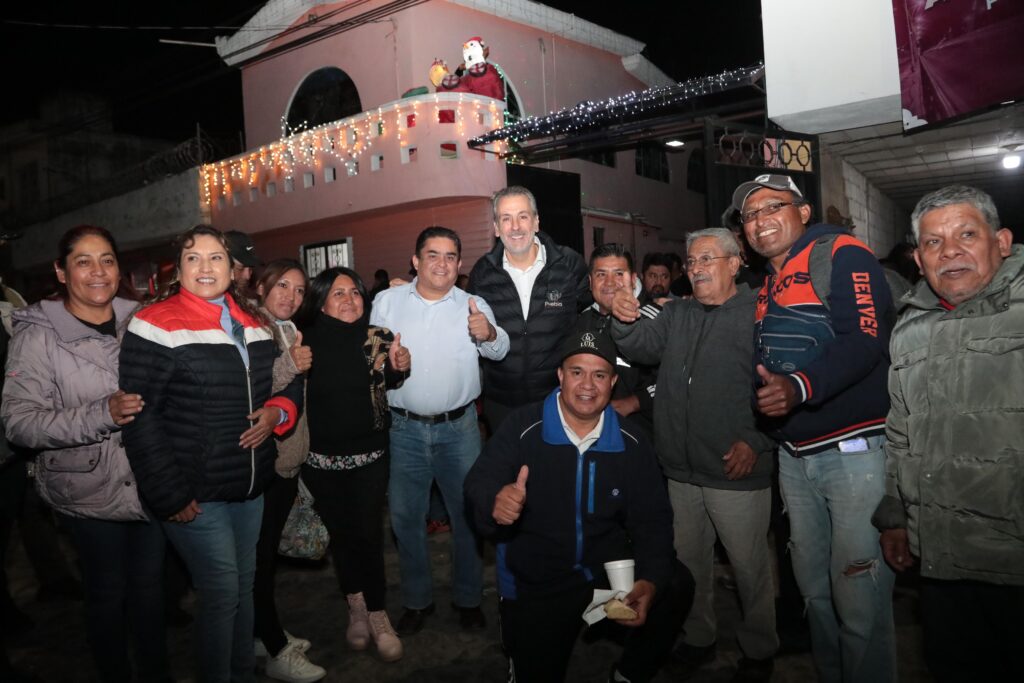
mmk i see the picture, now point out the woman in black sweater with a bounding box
[297,267,409,662]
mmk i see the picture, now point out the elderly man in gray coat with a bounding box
[611,228,777,682]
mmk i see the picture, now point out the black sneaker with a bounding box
[667,641,716,679]
[453,604,486,631]
[395,604,435,636]
[732,656,774,682]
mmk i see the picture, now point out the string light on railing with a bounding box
[202,95,507,203]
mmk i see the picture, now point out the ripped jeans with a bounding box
[778,436,896,683]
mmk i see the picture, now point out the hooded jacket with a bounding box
[3,297,146,521]
[875,244,1024,585]
[753,223,892,454]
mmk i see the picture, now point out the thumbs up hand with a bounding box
[493,465,529,525]
[755,364,799,417]
[468,297,496,343]
[289,330,313,373]
[611,288,641,323]
[388,332,411,372]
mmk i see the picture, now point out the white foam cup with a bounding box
[604,559,635,593]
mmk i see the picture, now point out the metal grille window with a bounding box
[302,238,353,278]
[635,143,670,183]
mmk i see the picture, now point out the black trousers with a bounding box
[301,456,389,610]
[499,560,694,683]
[920,577,1024,683]
[252,473,299,657]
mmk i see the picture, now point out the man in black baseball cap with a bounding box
[224,230,259,292]
[465,322,692,683]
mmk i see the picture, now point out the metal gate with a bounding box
[702,116,820,225]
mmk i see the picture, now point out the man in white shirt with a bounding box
[371,226,509,636]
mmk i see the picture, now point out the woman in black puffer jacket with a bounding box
[120,225,302,683]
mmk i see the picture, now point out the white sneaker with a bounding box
[346,592,370,650]
[265,641,326,683]
[255,631,311,658]
[369,610,403,662]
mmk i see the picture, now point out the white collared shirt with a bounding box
[370,280,509,415]
[555,390,605,454]
[502,237,547,318]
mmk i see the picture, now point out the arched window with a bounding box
[286,67,362,132]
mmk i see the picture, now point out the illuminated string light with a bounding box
[201,93,504,204]
[469,64,764,149]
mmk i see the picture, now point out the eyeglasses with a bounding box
[740,201,799,224]
[685,255,731,271]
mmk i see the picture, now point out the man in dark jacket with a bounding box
[464,330,691,683]
[468,186,588,431]
[612,228,777,681]
[873,185,1023,682]
[575,243,658,439]
[738,174,895,683]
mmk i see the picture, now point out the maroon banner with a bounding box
[893,0,1024,130]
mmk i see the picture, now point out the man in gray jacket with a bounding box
[611,228,777,682]
[873,185,1023,682]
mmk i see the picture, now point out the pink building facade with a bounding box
[207,0,705,282]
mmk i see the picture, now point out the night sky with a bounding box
[1,1,763,144]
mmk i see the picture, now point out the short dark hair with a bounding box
[374,268,389,281]
[589,243,633,273]
[641,252,673,274]
[666,252,683,270]
[415,226,462,259]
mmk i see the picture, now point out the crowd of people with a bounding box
[0,179,1021,683]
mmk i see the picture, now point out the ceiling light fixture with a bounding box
[664,140,685,148]
[1002,153,1021,169]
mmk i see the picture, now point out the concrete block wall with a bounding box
[841,160,910,258]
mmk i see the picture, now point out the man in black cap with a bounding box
[464,330,692,683]
[224,230,260,295]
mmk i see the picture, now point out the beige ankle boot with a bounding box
[369,610,403,662]
[345,593,370,650]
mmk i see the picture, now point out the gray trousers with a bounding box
[668,480,779,660]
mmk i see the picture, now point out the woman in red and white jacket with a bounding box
[120,225,301,683]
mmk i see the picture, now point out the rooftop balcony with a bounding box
[201,93,508,232]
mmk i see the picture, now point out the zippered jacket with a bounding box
[468,232,589,406]
[875,244,1024,585]
[3,298,146,521]
[463,391,674,600]
[754,223,892,454]
[613,288,775,489]
[119,289,300,519]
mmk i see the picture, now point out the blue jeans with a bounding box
[778,436,896,683]
[163,497,263,683]
[388,408,482,609]
[64,513,168,683]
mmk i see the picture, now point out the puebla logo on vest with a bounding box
[543,290,563,308]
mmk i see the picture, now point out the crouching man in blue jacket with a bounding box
[464,330,694,683]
